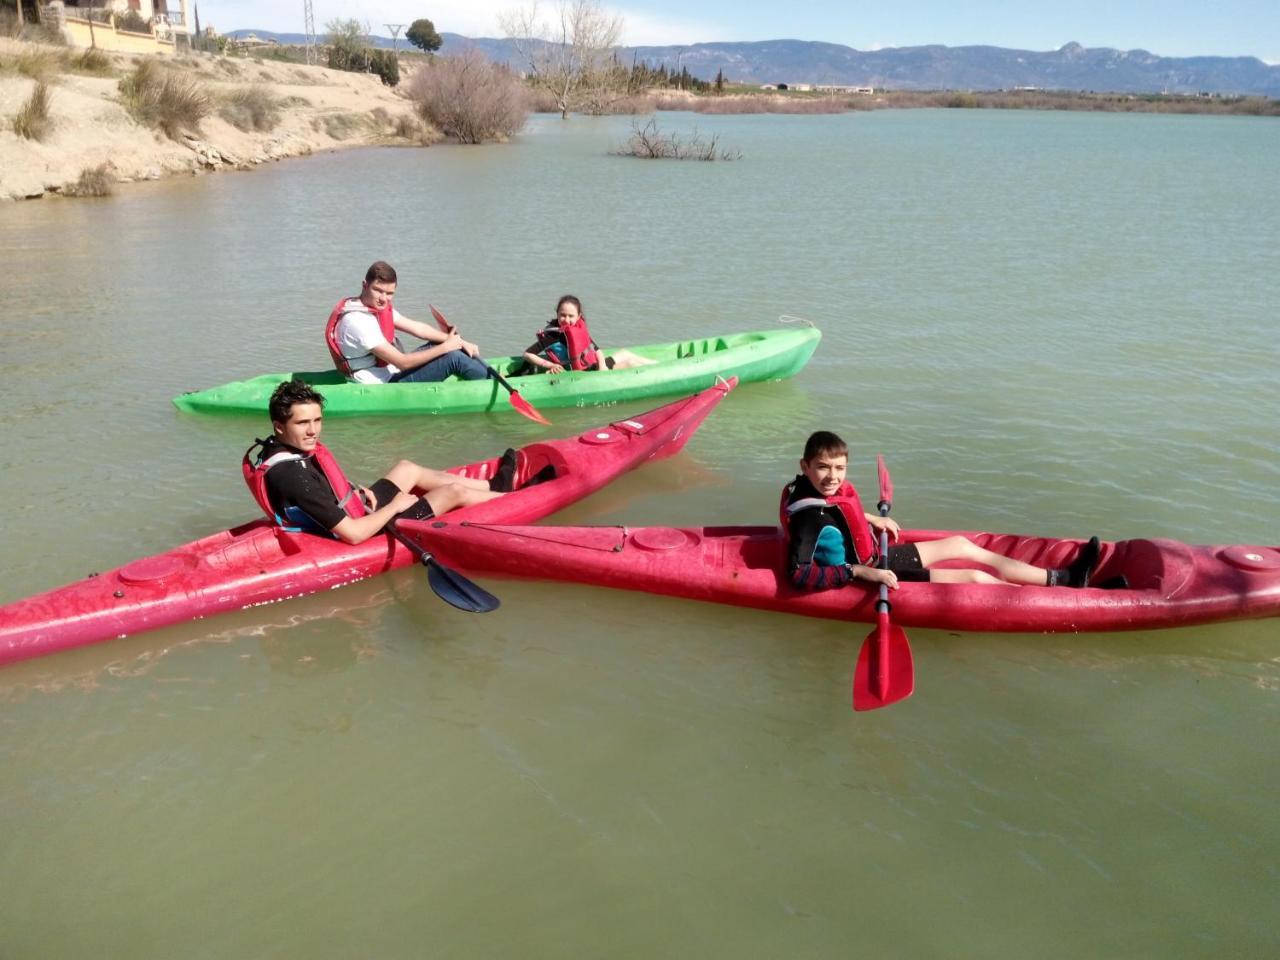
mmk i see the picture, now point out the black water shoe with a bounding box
[490,448,519,492]
[1066,536,1101,589]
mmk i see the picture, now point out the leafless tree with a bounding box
[500,0,624,119]
[407,47,531,144]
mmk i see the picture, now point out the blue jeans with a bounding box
[390,347,489,383]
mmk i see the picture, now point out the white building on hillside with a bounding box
[61,0,190,36]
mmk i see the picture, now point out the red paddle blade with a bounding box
[876,454,893,509]
[428,304,457,334]
[508,389,551,426]
[852,622,914,711]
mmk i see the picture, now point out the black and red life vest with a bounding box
[242,438,367,531]
[325,297,397,378]
[779,479,879,567]
[536,317,600,371]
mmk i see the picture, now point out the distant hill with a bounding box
[226,32,1280,97]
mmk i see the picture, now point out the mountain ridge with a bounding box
[225,32,1280,97]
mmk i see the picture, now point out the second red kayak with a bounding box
[0,380,736,668]
[398,522,1280,633]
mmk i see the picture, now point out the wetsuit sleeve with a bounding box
[787,509,856,590]
[265,460,348,531]
[529,328,560,355]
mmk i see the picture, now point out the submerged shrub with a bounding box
[118,59,211,138]
[612,118,741,161]
[407,49,529,144]
[64,163,115,197]
[13,80,53,140]
[218,84,282,132]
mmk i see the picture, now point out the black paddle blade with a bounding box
[852,622,914,711]
[424,556,500,613]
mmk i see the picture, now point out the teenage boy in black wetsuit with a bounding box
[254,380,515,546]
[783,431,1099,590]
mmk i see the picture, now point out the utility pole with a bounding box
[303,0,316,65]
[385,23,405,56]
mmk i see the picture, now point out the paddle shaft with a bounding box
[874,517,892,701]
[873,462,894,700]
[386,521,500,613]
[427,305,550,424]
[852,455,914,711]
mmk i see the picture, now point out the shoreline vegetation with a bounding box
[2,29,1277,201]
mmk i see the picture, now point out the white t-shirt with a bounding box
[333,299,407,384]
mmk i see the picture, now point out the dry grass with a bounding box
[315,111,370,140]
[16,48,62,82]
[118,59,212,139]
[650,88,1280,117]
[407,49,529,144]
[218,84,283,132]
[64,163,115,197]
[68,47,115,77]
[13,80,53,140]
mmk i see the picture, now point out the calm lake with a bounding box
[1,109,1277,958]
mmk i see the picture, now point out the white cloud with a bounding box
[205,0,724,45]
[615,7,723,46]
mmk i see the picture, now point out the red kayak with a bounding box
[0,381,735,667]
[398,522,1280,633]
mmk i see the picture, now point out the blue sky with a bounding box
[200,1,1280,63]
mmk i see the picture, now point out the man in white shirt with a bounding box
[327,261,490,384]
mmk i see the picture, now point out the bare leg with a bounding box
[915,535,1050,586]
[608,349,656,369]
[383,460,493,494]
[928,568,1003,584]
[422,481,501,516]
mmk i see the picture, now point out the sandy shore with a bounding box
[0,38,436,201]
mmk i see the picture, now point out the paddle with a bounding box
[852,454,915,711]
[388,521,500,613]
[428,305,551,426]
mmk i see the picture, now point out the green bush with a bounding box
[369,48,399,87]
[116,10,150,34]
[13,80,53,140]
[118,59,211,139]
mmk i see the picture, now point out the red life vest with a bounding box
[779,479,878,566]
[325,297,397,377]
[242,439,367,530]
[538,317,600,371]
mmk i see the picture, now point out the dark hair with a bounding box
[364,261,397,284]
[802,430,848,462]
[556,294,583,317]
[269,379,326,424]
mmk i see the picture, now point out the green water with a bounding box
[1,110,1277,958]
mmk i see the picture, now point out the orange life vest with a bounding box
[325,298,397,377]
[536,316,600,371]
[242,438,367,532]
[779,478,878,566]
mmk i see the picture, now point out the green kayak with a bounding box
[172,327,821,417]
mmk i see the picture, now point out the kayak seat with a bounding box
[1092,538,1194,597]
[515,445,567,488]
